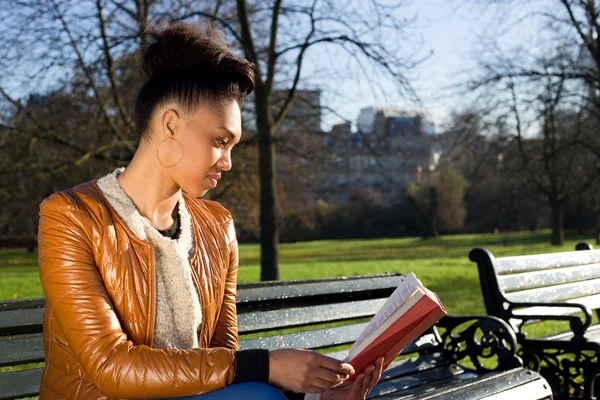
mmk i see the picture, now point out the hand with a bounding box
[322,357,384,400]
[268,349,355,393]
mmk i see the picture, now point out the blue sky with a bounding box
[316,0,547,132]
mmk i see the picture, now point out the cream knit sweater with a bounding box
[97,168,202,349]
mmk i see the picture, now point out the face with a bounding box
[157,100,242,197]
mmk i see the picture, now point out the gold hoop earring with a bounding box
[157,137,183,168]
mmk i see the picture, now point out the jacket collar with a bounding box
[95,168,193,257]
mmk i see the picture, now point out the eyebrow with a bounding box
[218,126,237,140]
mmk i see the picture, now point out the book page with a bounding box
[350,272,421,351]
[347,287,425,359]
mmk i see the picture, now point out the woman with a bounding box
[37,22,383,400]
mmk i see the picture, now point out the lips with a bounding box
[208,175,221,187]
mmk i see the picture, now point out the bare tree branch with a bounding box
[49,0,133,150]
[265,0,284,97]
[96,0,134,132]
[271,0,316,130]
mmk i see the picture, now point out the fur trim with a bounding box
[97,168,202,349]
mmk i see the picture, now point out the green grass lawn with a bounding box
[1,230,597,334]
[1,231,597,398]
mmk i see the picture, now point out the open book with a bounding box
[344,272,447,377]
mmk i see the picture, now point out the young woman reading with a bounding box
[37,22,383,400]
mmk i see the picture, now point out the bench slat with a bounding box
[371,368,551,400]
[504,278,600,304]
[0,368,44,400]
[499,264,600,292]
[238,298,386,334]
[320,352,456,380]
[237,273,401,289]
[512,293,600,320]
[533,324,600,342]
[495,249,600,274]
[237,276,403,312]
[471,378,552,400]
[0,335,44,367]
[0,308,44,336]
[367,364,466,398]
[0,298,45,312]
[239,322,368,351]
[238,276,402,302]
[240,323,441,355]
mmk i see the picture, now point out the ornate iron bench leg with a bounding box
[519,341,600,400]
[581,362,598,400]
[437,315,522,372]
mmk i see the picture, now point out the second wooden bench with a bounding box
[470,244,600,399]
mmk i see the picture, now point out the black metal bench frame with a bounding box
[1,273,553,399]
[470,244,600,400]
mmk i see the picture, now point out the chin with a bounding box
[194,188,211,198]
[181,186,210,198]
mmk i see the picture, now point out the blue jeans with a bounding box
[165,382,289,399]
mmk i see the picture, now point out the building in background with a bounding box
[318,107,437,206]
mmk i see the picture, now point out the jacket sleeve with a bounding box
[209,230,239,350]
[38,192,237,399]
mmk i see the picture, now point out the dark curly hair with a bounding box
[135,22,256,138]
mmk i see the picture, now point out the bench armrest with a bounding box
[437,315,522,373]
[507,301,593,336]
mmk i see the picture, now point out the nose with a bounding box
[219,150,232,171]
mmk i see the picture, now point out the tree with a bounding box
[464,0,600,244]
[407,166,469,238]
[232,0,421,279]
[434,110,550,234]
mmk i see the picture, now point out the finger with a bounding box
[340,363,355,377]
[331,381,351,389]
[368,357,384,390]
[311,377,340,391]
[365,358,385,397]
[361,365,376,395]
[316,353,355,376]
[315,366,348,384]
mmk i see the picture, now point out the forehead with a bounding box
[190,101,241,130]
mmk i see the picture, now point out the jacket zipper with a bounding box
[147,244,157,347]
[189,246,206,347]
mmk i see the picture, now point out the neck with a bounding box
[118,145,180,230]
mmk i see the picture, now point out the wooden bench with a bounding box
[0,273,553,400]
[470,244,600,399]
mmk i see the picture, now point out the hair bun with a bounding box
[142,22,236,79]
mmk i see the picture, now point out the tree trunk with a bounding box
[406,186,439,239]
[428,186,440,238]
[595,214,600,245]
[255,84,280,281]
[406,195,428,238]
[550,198,564,246]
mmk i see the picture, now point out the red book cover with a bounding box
[348,293,446,378]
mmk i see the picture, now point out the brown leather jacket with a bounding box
[37,179,240,399]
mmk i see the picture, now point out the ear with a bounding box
[161,109,181,138]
